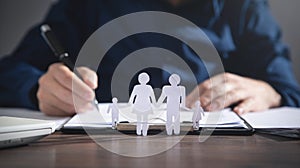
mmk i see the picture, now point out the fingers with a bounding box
[233,98,254,115]
[77,67,98,89]
[38,63,98,116]
[37,86,75,113]
[200,84,234,108]
[185,86,199,108]
[188,72,282,113]
[224,90,247,108]
[186,87,200,108]
[205,89,250,111]
[39,74,79,105]
[187,73,256,111]
[48,64,95,101]
[187,74,227,106]
[197,73,226,96]
[200,73,239,111]
[39,102,73,116]
[37,84,93,114]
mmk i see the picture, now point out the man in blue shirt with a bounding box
[0,0,299,116]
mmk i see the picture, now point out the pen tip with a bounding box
[94,99,100,111]
[41,24,51,32]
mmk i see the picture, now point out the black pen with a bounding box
[40,24,100,112]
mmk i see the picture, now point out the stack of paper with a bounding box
[241,107,300,129]
[64,103,247,129]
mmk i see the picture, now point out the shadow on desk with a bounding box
[31,133,93,146]
[256,129,300,141]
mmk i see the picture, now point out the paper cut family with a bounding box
[107,72,205,136]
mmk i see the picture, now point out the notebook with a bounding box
[62,103,254,135]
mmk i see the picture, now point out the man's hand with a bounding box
[186,73,282,114]
[37,63,98,116]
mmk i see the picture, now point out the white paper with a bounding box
[64,103,245,128]
[0,108,70,130]
[241,107,300,128]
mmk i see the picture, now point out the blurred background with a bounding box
[0,0,299,82]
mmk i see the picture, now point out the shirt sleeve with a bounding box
[225,0,300,107]
[0,0,90,110]
[0,57,42,109]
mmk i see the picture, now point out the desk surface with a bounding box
[0,133,299,168]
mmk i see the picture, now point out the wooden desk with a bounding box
[0,133,299,168]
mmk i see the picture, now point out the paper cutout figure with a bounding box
[107,97,120,129]
[192,100,205,130]
[158,74,186,135]
[129,73,156,136]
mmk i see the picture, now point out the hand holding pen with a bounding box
[38,24,99,116]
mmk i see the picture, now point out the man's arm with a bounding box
[187,0,300,113]
[0,58,43,109]
[231,0,300,108]
[0,0,98,115]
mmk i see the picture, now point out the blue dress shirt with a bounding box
[0,0,299,110]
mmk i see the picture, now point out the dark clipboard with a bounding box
[61,114,254,136]
[116,115,254,136]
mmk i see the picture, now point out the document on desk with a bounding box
[0,108,70,130]
[63,103,247,129]
[241,107,300,129]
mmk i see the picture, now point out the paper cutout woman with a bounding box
[129,73,156,136]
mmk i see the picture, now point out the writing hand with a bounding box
[37,63,98,116]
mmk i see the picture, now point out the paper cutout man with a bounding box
[158,74,186,135]
[129,72,156,136]
[106,97,120,129]
[192,100,205,130]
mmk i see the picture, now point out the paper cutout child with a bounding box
[192,100,205,130]
[129,72,156,136]
[106,97,120,129]
[158,74,186,135]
